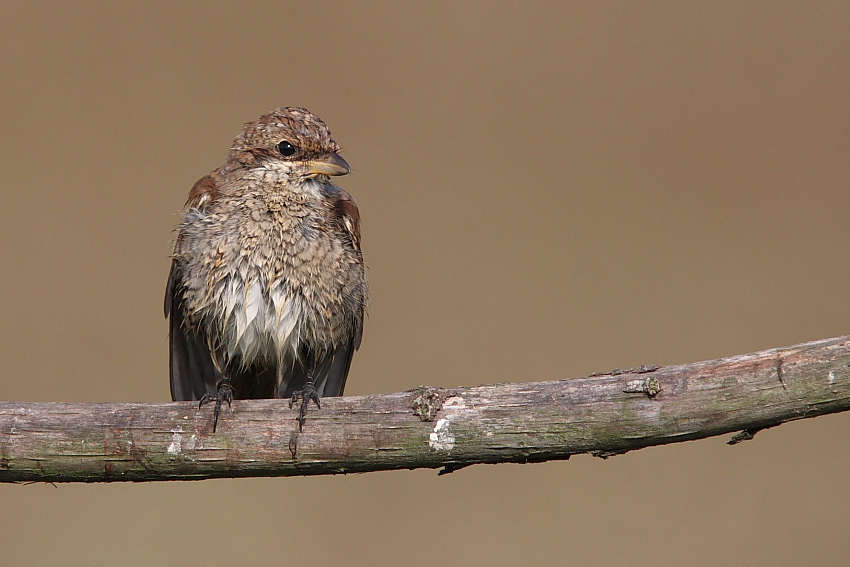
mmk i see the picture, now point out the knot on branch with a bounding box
[623,376,662,397]
[409,386,444,421]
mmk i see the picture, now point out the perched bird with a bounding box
[165,107,368,431]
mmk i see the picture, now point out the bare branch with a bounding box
[2,336,849,483]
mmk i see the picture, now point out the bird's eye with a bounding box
[277,140,297,157]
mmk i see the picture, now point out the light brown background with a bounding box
[2,2,849,565]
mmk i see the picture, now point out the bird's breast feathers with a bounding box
[176,191,360,366]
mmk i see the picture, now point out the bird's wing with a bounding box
[278,187,364,399]
[183,172,222,210]
[321,188,365,395]
[316,338,358,397]
[165,173,223,401]
[332,188,365,351]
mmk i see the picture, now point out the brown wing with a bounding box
[329,187,362,254]
[328,186,364,352]
[185,172,222,209]
[309,188,365,397]
[165,173,223,401]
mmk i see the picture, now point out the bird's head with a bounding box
[227,106,350,183]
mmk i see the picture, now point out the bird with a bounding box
[165,107,368,432]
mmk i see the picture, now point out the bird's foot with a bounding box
[199,379,233,433]
[289,382,321,431]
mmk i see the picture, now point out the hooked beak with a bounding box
[306,152,351,177]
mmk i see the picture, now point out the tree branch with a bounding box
[2,336,849,483]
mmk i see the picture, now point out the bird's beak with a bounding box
[307,153,351,177]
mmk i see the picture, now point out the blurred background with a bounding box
[2,2,849,565]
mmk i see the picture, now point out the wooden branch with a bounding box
[2,336,849,483]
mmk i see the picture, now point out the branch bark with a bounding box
[2,336,849,483]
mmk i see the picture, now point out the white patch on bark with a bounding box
[429,418,455,451]
[167,431,182,454]
[829,370,835,387]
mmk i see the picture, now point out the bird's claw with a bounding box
[199,379,233,432]
[289,382,320,431]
